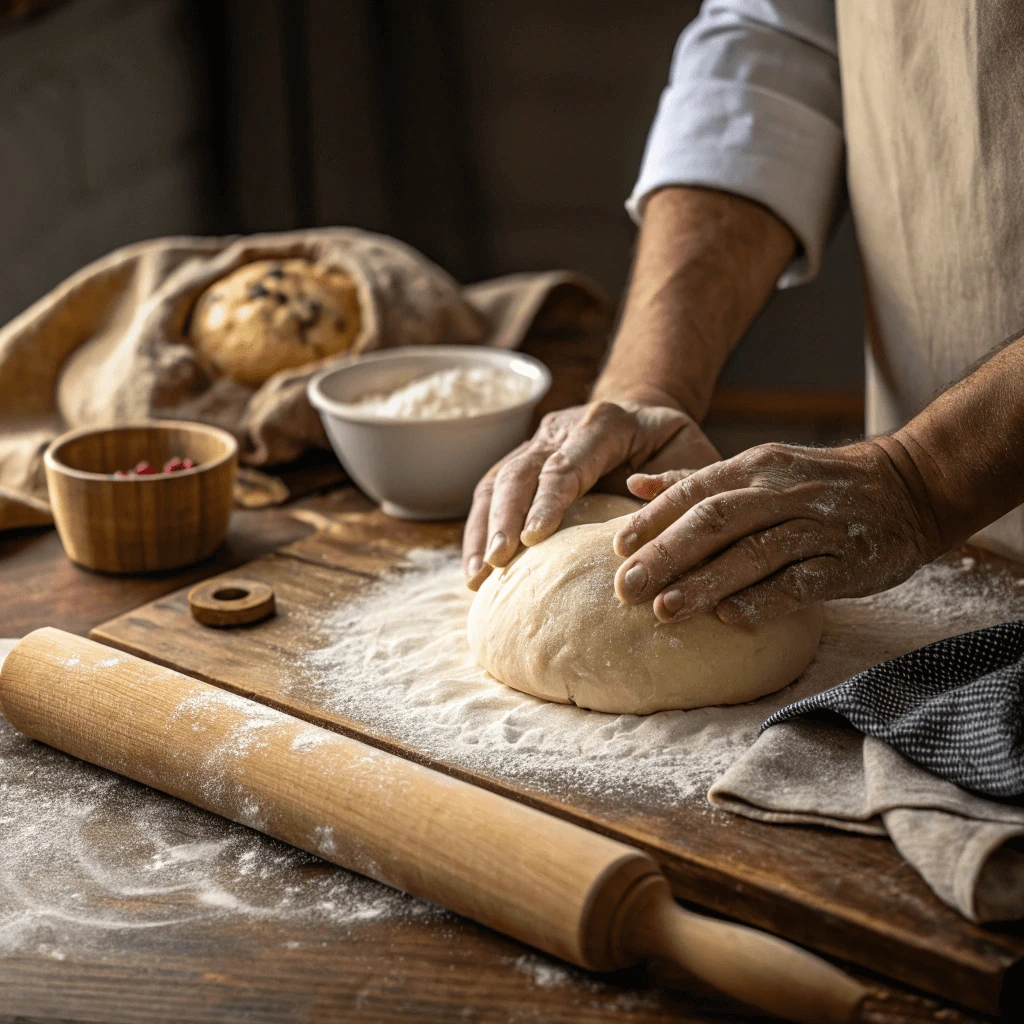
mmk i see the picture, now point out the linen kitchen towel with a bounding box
[710,620,1024,922]
[763,620,1024,798]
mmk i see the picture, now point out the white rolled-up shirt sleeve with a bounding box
[628,0,844,287]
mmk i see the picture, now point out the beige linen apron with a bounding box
[836,1,1024,560]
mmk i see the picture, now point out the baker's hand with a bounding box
[612,440,943,626]
[463,400,720,590]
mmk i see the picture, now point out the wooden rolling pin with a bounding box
[0,628,868,1023]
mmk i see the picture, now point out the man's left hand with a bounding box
[612,440,943,626]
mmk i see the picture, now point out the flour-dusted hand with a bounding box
[463,401,719,590]
[612,440,944,626]
[461,186,805,592]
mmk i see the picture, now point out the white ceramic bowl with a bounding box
[307,346,552,520]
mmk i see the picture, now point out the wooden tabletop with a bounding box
[0,484,995,1024]
[0,491,755,1024]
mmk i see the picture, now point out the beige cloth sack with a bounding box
[836,0,1024,560]
[0,228,610,531]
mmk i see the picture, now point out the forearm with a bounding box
[877,331,1024,554]
[592,186,797,420]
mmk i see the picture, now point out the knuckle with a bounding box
[538,411,562,433]
[590,399,625,420]
[737,446,766,469]
[537,411,574,445]
[742,443,804,492]
[663,477,694,508]
[750,442,794,472]
[763,441,797,461]
[647,537,675,573]
[491,459,519,489]
[496,447,545,485]
[736,534,772,577]
[776,566,815,604]
[582,400,629,431]
[622,509,653,541]
[540,449,582,481]
[689,497,729,534]
[473,474,496,501]
[626,505,651,532]
[660,469,690,486]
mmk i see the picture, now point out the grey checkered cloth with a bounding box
[762,619,1024,798]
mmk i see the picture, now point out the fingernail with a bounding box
[485,532,506,563]
[619,531,639,554]
[522,517,542,539]
[622,563,648,595]
[467,556,482,577]
[661,589,684,615]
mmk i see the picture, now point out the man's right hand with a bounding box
[463,399,720,590]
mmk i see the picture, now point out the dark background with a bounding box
[0,0,864,397]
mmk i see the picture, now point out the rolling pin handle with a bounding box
[619,877,870,1024]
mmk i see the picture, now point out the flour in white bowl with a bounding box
[343,366,532,420]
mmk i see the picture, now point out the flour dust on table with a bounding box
[297,548,752,810]
[3,550,1019,965]
[293,548,1024,821]
[0,709,444,962]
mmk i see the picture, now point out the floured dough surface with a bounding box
[467,495,823,714]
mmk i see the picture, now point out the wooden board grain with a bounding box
[91,508,1024,1016]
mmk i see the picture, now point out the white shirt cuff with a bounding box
[627,77,845,288]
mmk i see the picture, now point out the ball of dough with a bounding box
[467,495,823,714]
[189,259,361,387]
[555,492,644,530]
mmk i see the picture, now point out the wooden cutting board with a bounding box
[90,501,1024,1015]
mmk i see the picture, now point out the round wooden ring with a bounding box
[188,578,276,628]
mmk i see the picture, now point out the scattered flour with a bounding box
[0,707,443,961]
[291,726,334,752]
[510,952,667,1012]
[288,547,1024,818]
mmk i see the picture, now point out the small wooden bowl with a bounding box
[44,420,238,574]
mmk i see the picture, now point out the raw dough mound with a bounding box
[190,258,361,386]
[467,495,823,714]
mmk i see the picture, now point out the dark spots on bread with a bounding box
[266,266,285,279]
[295,298,322,330]
[246,283,270,300]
